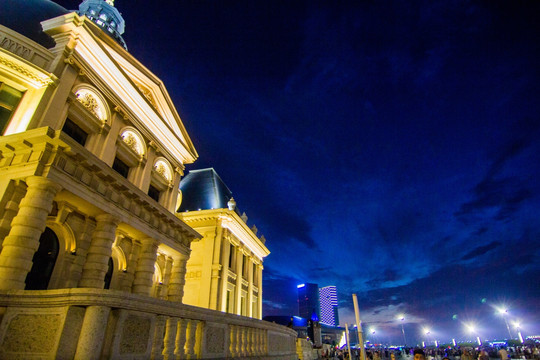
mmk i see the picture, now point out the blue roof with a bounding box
[178,168,237,213]
[0,0,69,48]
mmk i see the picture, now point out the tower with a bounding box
[319,285,339,327]
[297,283,320,321]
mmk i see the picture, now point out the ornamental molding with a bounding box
[75,91,100,119]
[135,81,158,112]
[0,53,55,88]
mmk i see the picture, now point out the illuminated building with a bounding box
[319,285,339,327]
[0,0,296,358]
[298,282,320,321]
[177,168,269,318]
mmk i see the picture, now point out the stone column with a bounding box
[184,319,197,359]
[0,179,27,245]
[247,258,254,318]
[160,256,173,300]
[132,237,159,296]
[228,325,237,358]
[162,317,178,360]
[74,305,111,360]
[167,254,188,302]
[218,236,231,312]
[257,264,263,319]
[79,214,120,288]
[121,239,141,292]
[0,176,61,290]
[234,247,243,315]
[151,315,167,360]
[174,318,188,359]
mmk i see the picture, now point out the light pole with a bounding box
[465,323,481,346]
[423,328,431,348]
[398,314,407,346]
[513,321,524,344]
[370,327,377,347]
[497,308,512,339]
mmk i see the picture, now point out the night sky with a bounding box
[53,0,540,345]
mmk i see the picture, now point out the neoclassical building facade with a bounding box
[177,168,269,319]
[0,1,297,359]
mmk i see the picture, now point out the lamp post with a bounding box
[398,314,407,346]
[370,327,377,347]
[497,308,512,339]
[466,323,481,346]
[513,321,524,344]
[423,328,431,348]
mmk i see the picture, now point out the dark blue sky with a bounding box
[54,0,540,345]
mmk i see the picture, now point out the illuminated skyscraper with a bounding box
[319,286,339,327]
[298,283,320,321]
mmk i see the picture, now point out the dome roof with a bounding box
[0,0,69,48]
[178,168,238,213]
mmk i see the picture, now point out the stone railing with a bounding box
[0,289,298,359]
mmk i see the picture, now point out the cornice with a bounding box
[0,48,57,88]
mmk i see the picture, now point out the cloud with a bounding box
[460,241,501,261]
[455,122,539,223]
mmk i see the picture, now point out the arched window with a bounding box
[25,227,59,290]
[104,257,114,289]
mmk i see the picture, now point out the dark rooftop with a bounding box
[178,168,237,213]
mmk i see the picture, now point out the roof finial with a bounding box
[105,0,114,5]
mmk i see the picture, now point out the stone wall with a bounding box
[0,289,297,360]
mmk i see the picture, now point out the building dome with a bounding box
[0,0,69,48]
[78,0,127,49]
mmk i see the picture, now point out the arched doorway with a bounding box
[25,227,59,290]
[104,257,114,289]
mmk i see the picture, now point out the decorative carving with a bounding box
[135,82,158,111]
[154,161,170,181]
[122,132,140,154]
[76,92,100,118]
[0,54,54,87]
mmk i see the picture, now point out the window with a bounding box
[104,257,114,289]
[0,83,23,134]
[226,290,232,313]
[148,184,161,202]
[62,118,88,146]
[25,227,59,290]
[229,243,234,269]
[112,157,130,178]
[253,263,257,285]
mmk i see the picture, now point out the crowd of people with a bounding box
[319,344,540,360]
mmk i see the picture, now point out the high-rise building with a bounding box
[298,283,320,321]
[319,286,339,327]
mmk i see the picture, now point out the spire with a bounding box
[78,0,127,49]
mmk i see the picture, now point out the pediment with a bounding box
[41,13,198,166]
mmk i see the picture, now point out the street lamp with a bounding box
[423,328,431,348]
[398,314,407,346]
[497,307,512,339]
[369,327,377,347]
[512,321,524,344]
[465,323,481,346]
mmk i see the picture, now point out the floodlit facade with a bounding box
[319,286,339,327]
[177,168,269,319]
[0,0,297,358]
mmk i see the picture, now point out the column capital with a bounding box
[95,213,120,225]
[25,176,62,193]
